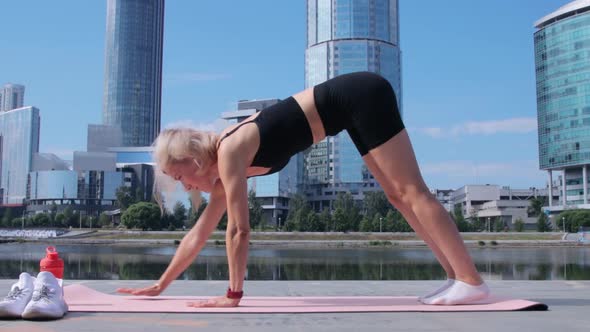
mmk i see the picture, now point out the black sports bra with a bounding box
[217,97,313,176]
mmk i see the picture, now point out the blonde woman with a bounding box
[117,72,490,307]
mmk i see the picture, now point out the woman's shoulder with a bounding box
[217,128,258,167]
[218,113,261,157]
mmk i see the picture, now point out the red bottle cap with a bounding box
[40,246,64,279]
[46,246,59,259]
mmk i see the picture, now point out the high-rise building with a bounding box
[87,124,123,152]
[304,0,402,211]
[0,106,40,204]
[535,0,590,213]
[103,0,164,147]
[0,84,25,112]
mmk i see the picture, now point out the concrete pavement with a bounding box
[0,279,588,332]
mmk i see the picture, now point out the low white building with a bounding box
[452,185,555,230]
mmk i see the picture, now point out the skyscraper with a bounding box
[0,83,25,112]
[535,0,590,212]
[0,106,40,204]
[103,0,164,147]
[304,0,402,210]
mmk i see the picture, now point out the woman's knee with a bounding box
[394,184,433,208]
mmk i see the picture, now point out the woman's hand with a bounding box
[116,283,163,296]
[187,295,241,308]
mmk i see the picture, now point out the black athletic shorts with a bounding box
[313,71,405,156]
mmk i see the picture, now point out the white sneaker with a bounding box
[0,272,36,318]
[21,271,68,320]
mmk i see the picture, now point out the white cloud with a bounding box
[166,72,231,84]
[412,117,538,138]
[416,127,444,138]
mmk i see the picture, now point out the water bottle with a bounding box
[40,246,64,279]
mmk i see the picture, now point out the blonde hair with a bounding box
[152,127,219,213]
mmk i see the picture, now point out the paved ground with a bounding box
[0,280,588,332]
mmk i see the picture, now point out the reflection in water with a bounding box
[0,243,588,281]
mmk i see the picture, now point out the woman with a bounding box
[117,72,490,307]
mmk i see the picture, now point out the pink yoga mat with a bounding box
[64,284,547,313]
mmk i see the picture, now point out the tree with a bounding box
[332,207,347,232]
[537,213,551,232]
[1,209,13,228]
[452,212,472,232]
[318,208,331,232]
[12,217,23,228]
[452,204,465,224]
[172,202,187,229]
[528,197,546,218]
[513,218,525,232]
[248,189,264,230]
[333,192,361,232]
[116,186,135,210]
[217,213,228,230]
[159,211,175,230]
[303,210,323,232]
[371,212,385,232]
[88,216,98,229]
[494,218,505,232]
[285,194,309,231]
[49,202,58,226]
[470,217,484,232]
[98,212,112,228]
[135,186,145,203]
[63,207,77,228]
[121,202,161,230]
[80,215,90,228]
[359,216,373,232]
[556,210,590,232]
[388,209,412,232]
[363,191,390,220]
[54,213,66,228]
[187,195,208,227]
[33,213,50,227]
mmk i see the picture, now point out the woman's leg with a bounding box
[364,156,457,299]
[362,129,489,304]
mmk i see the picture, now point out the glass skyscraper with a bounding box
[103,0,164,147]
[535,0,590,211]
[0,83,25,112]
[304,0,402,210]
[0,106,40,204]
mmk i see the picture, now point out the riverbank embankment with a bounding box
[2,230,587,248]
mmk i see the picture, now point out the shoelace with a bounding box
[31,286,52,303]
[4,287,23,301]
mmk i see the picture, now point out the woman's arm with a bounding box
[217,148,250,294]
[185,143,251,308]
[116,182,227,296]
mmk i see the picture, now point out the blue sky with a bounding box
[0,0,569,190]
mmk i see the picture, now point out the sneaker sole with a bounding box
[22,305,67,320]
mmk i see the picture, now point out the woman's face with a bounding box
[163,159,217,193]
